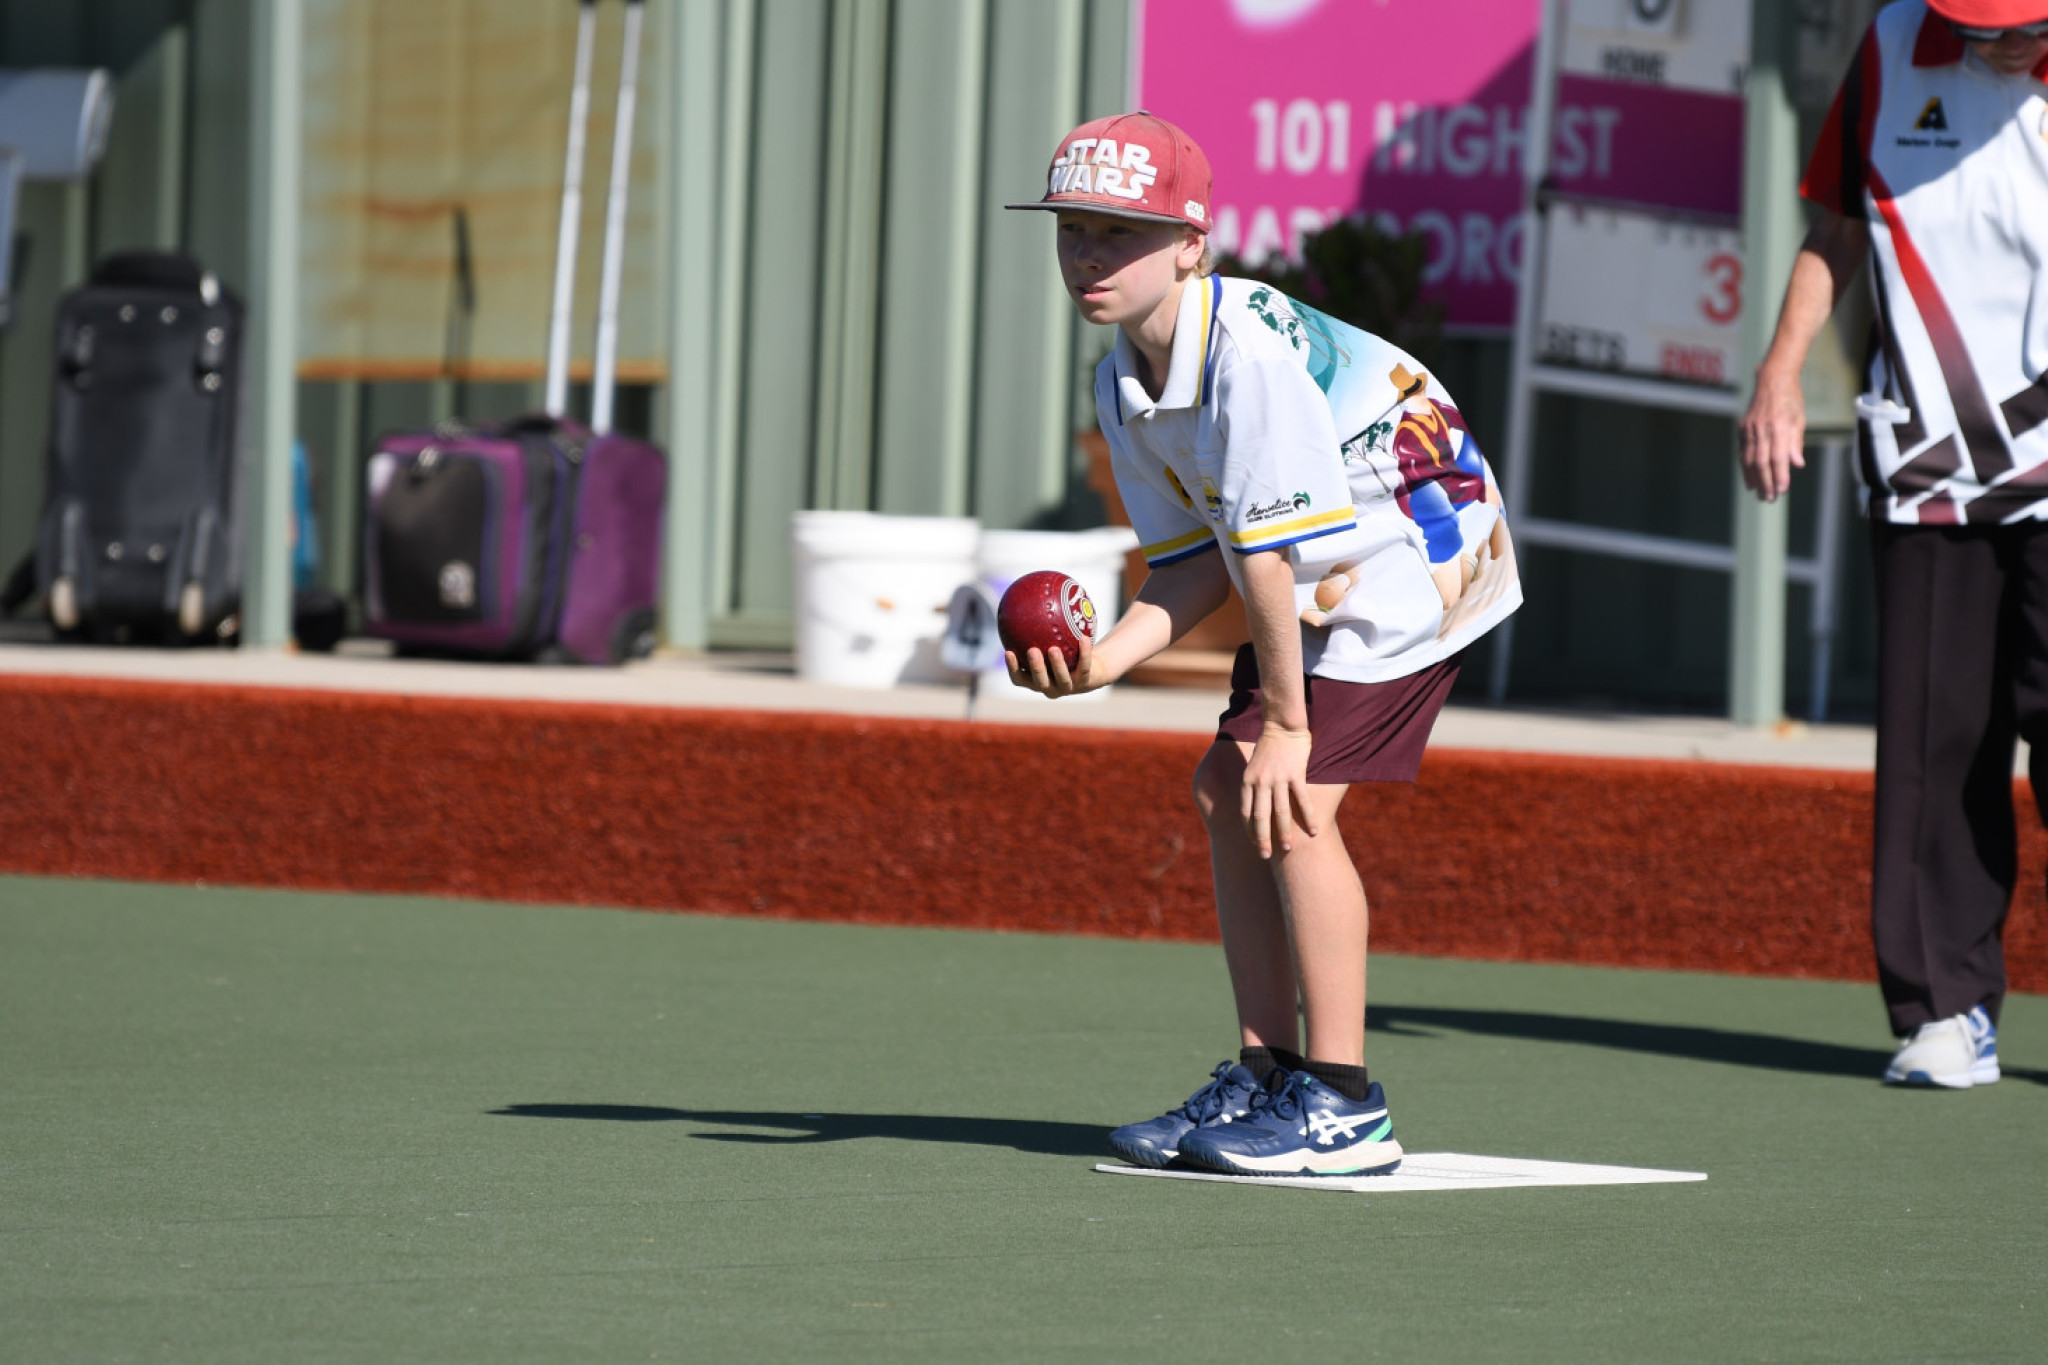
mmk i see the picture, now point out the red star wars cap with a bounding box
[1005,111,1213,233]
[1926,0,2048,23]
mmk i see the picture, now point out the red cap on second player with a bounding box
[1005,111,1212,233]
[1925,0,2048,24]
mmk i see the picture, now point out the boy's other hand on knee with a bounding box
[1241,725,1316,858]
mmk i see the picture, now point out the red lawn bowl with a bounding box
[997,570,1098,670]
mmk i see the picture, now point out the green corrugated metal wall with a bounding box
[0,0,1132,650]
[0,0,1886,718]
[689,0,1131,644]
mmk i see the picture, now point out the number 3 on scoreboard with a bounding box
[1700,251,1742,326]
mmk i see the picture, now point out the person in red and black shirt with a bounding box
[1740,0,2048,1089]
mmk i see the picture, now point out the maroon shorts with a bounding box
[1214,644,1462,784]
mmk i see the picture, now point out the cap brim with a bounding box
[1003,199,1205,230]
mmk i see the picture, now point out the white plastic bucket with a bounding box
[792,511,981,688]
[975,525,1140,702]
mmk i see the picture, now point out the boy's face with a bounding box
[1055,210,1204,328]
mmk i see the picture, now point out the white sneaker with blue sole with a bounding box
[1884,1005,1999,1088]
[1177,1072,1403,1177]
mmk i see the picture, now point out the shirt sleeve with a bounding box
[1212,351,1356,555]
[1800,23,1878,220]
[1097,373,1215,569]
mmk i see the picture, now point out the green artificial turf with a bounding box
[2,874,2044,1364]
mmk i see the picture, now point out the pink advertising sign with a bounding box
[1134,0,1745,330]
[1136,0,1543,329]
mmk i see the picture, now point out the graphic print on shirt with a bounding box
[1098,273,1523,682]
[1245,286,1310,356]
[1390,397,1505,610]
[1269,294,1513,619]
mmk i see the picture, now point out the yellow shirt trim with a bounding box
[1226,505,1356,547]
[1143,527,1215,561]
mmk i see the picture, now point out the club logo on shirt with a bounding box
[1245,492,1310,524]
[1897,97,1960,150]
[1202,477,1224,522]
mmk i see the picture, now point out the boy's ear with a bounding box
[1177,229,1206,271]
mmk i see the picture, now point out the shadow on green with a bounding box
[491,1104,1108,1155]
[1366,1003,2048,1084]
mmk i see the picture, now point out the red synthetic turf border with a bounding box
[3,673,2044,989]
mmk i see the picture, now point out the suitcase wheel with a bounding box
[608,608,659,664]
[177,581,206,636]
[49,577,79,631]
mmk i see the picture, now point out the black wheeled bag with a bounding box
[34,250,244,641]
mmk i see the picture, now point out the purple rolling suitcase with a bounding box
[362,0,664,664]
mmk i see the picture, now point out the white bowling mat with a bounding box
[1094,1152,1706,1193]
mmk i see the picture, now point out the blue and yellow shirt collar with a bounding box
[1111,275,1222,423]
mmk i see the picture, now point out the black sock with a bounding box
[1304,1059,1371,1103]
[1239,1046,1304,1084]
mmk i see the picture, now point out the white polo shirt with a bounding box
[1804,2,2048,524]
[1096,274,1521,684]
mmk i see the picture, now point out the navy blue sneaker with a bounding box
[1107,1062,1265,1168]
[1178,1072,1403,1177]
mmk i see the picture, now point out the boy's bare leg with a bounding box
[1272,780,1367,1068]
[1194,741,1300,1053]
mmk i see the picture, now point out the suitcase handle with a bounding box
[92,250,201,290]
[590,0,644,435]
[91,250,216,296]
[543,0,600,420]
[541,0,643,435]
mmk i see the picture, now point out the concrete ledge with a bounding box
[7,672,2044,989]
[0,638,1890,767]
